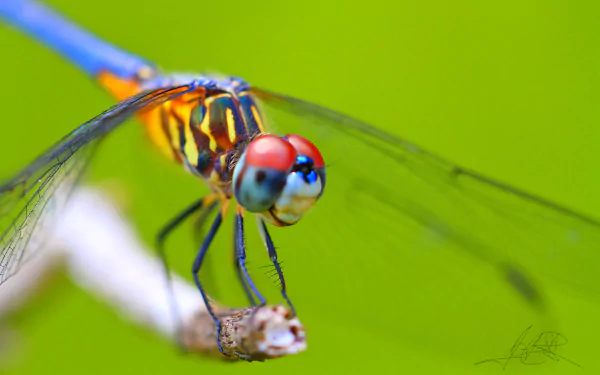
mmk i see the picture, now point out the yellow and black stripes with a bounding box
[97,71,267,190]
[238,91,265,135]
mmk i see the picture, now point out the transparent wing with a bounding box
[251,87,600,359]
[0,84,195,286]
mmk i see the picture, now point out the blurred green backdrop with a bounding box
[1,0,600,373]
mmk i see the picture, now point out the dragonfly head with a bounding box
[233,134,326,226]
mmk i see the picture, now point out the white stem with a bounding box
[55,189,203,338]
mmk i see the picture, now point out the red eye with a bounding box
[245,135,297,171]
[285,134,325,168]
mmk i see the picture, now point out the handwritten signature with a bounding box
[475,325,582,369]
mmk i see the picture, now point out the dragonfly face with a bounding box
[233,134,326,226]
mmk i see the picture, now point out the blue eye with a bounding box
[306,170,318,184]
[292,155,319,184]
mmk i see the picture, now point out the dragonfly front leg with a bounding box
[258,219,296,316]
[234,206,266,306]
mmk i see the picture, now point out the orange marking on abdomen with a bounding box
[97,71,183,163]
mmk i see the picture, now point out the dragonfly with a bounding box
[1,0,599,358]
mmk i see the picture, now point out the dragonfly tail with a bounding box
[0,0,153,79]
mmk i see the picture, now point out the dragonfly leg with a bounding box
[155,194,216,352]
[258,219,296,316]
[192,207,227,355]
[234,206,266,306]
[156,196,211,255]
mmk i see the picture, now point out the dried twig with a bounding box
[183,305,306,361]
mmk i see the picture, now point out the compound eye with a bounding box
[245,135,297,171]
[285,134,325,168]
[233,135,297,212]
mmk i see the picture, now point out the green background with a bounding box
[1,0,600,373]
